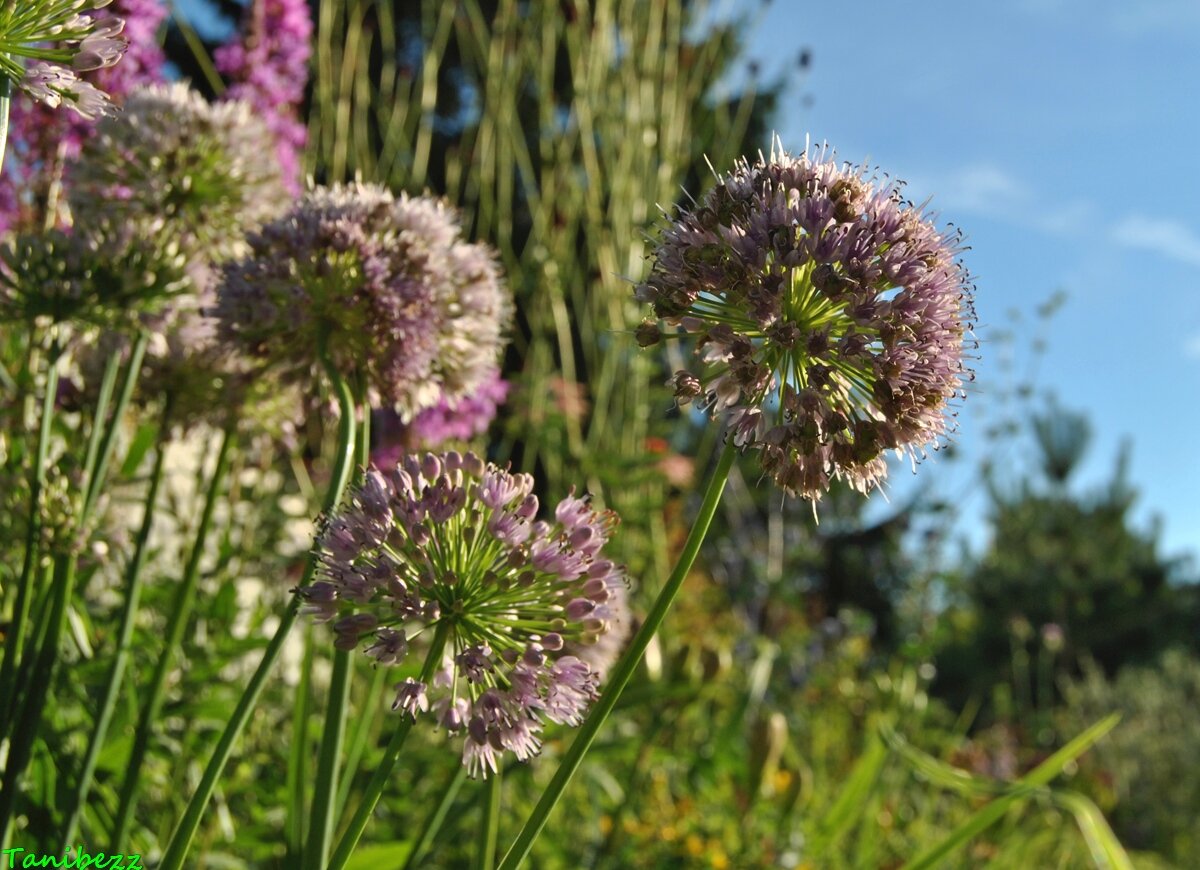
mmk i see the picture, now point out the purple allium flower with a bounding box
[0,0,129,118]
[636,141,975,500]
[67,83,290,261]
[216,183,512,416]
[297,452,631,777]
[214,0,312,193]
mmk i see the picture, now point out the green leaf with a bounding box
[899,713,1120,870]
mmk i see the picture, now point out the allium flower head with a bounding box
[216,183,511,416]
[637,141,975,499]
[68,82,289,261]
[0,0,127,118]
[0,216,188,327]
[298,452,630,777]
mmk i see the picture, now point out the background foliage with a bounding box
[0,1,1196,867]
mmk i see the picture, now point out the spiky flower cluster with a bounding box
[216,183,511,416]
[299,452,629,777]
[0,0,127,118]
[68,83,289,260]
[0,217,188,327]
[636,143,974,499]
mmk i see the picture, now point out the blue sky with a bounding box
[737,0,1200,559]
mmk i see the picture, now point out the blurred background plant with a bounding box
[0,0,1196,867]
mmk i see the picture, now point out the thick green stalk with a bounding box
[0,341,60,739]
[58,398,173,850]
[304,648,353,870]
[158,363,358,870]
[476,764,503,870]
[497,440,738,870]
[111,424,235,851]
[327,621,452,870]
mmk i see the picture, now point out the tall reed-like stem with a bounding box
[497,440,739,870]
[111,422,236,851]
[159,360,358,870]
[59,397,174,850]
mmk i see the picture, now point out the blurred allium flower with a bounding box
[68,82,289,261]
[216,183,511,416]
[0,216,187,327]
[0,0,127,118]
[298,452,629,777]
[637,142,974,499]
[214,0,312,192]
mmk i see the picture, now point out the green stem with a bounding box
[111,424,235,851]
[497,440,738,870]
[0,552,78,845]
[0,340,60,740]
[158,363,358,870]
[0,73,11,177]
[306,387,370,869]
[327,621,453,870]
[83,334,149,523]
[400,765,468,870]
[286,625,316,863]
[334,664,388,819]
[58,397,173,850]
[304,648,353,870]
[477,764,503,870]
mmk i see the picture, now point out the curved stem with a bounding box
[497,440,738,870]
[158,362,358,870]
[400,765,468,870]
[111,424,235,851]
[306,387,370,869]
[327,621,452,870]
[58,397,173,850]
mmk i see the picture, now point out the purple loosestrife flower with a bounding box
[0,0,128,118]
[68,83,289,261]
[298,452,631,778]
[216,183,511,416]
[214,0,312,193]
[637,141,975,500]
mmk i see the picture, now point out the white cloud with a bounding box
[908,162,1093,236]
[1111,214,1200,267]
